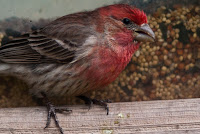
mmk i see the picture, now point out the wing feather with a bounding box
[0,32,77,63]
[0,11,97,64]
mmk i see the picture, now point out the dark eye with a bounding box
[123,18,131,25]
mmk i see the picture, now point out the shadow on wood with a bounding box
[0,98,200,134]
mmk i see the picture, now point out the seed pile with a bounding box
[0,5,199,107]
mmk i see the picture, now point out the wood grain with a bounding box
[0,98,200,134]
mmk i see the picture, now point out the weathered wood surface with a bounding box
[0,98,200,134]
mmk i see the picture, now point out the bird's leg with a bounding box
[77,96,111,115]
[41,92,72,134]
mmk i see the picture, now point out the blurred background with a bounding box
[0,0,199,107]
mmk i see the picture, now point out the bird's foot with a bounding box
[42,93,72,134]
[77,96,111,115]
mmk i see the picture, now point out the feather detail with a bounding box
[0,23,97,64]
[0,32,76,63]
[99,4,147,25]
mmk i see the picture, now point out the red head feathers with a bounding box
[99,4,147,26]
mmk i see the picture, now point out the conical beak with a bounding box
[133,24,155,43]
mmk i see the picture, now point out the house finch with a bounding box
[0,4,155,134]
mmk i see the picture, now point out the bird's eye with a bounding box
[123,18,131,25]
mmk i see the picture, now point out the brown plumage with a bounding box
[0,4,155,134]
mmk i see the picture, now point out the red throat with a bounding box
[83,41,140,89]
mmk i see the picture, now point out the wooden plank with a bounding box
[0,98,200,134]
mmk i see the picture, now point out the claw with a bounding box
[92,99,109,115]
[77,96,93,110]
[55,107,72,113]
[45,102,64,134]
[41,92,71,134]
[77,96,111,115]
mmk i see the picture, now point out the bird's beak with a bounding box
[133,24,155,43]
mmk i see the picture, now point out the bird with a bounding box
[0,4,155,134]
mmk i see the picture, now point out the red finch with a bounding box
[0,4,155,134]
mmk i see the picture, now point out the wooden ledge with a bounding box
[0,98,200,134]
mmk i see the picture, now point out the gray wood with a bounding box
[0,98,200,134]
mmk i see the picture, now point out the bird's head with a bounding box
[98,4,155,44]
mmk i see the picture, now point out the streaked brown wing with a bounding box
[0,11,97,64]
[0,31,76,63]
